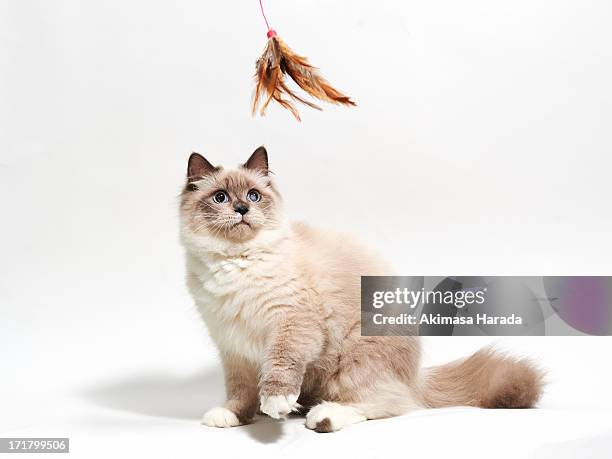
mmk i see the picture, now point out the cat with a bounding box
[179,146,544,433]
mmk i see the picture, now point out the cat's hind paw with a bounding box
[305,402,366,433]
[201,407,241,428]
[259,394,300,419]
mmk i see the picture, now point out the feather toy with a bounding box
[252,0,356,121]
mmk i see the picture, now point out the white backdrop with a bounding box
[1,1,612,458]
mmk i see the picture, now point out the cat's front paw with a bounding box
[201,407,241,428]
[259,394,300,419]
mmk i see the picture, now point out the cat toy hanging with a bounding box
[252,0,356,121]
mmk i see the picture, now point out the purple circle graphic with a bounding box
[543,277,612,335]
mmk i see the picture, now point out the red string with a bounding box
[258,0,271,31]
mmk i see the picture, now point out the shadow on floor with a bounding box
[83,366,225,421]
[82,366,287,443]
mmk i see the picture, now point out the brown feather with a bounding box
[252,35,355,121]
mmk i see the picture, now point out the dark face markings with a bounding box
[182,169,281,242]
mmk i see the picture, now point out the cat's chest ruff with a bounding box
[195,251,285,324]
[195,254,277,362]
[202,254,267,297]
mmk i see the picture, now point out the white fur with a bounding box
[183,220,296,364]
[353,380,422,419]
[306,402,367,432]
[201,407,241,428]
[259,394,300,419]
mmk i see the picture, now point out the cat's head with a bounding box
[180,146,283,244]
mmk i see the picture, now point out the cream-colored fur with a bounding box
[181,148,544,433]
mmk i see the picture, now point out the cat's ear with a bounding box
[243,146,269,175]
[187,152,217,182]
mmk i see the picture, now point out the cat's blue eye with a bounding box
[247,189,261,202]
[213,191,229,203]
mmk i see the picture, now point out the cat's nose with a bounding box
[234,203,249,215]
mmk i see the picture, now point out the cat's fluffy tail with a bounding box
[418,347,545,409]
